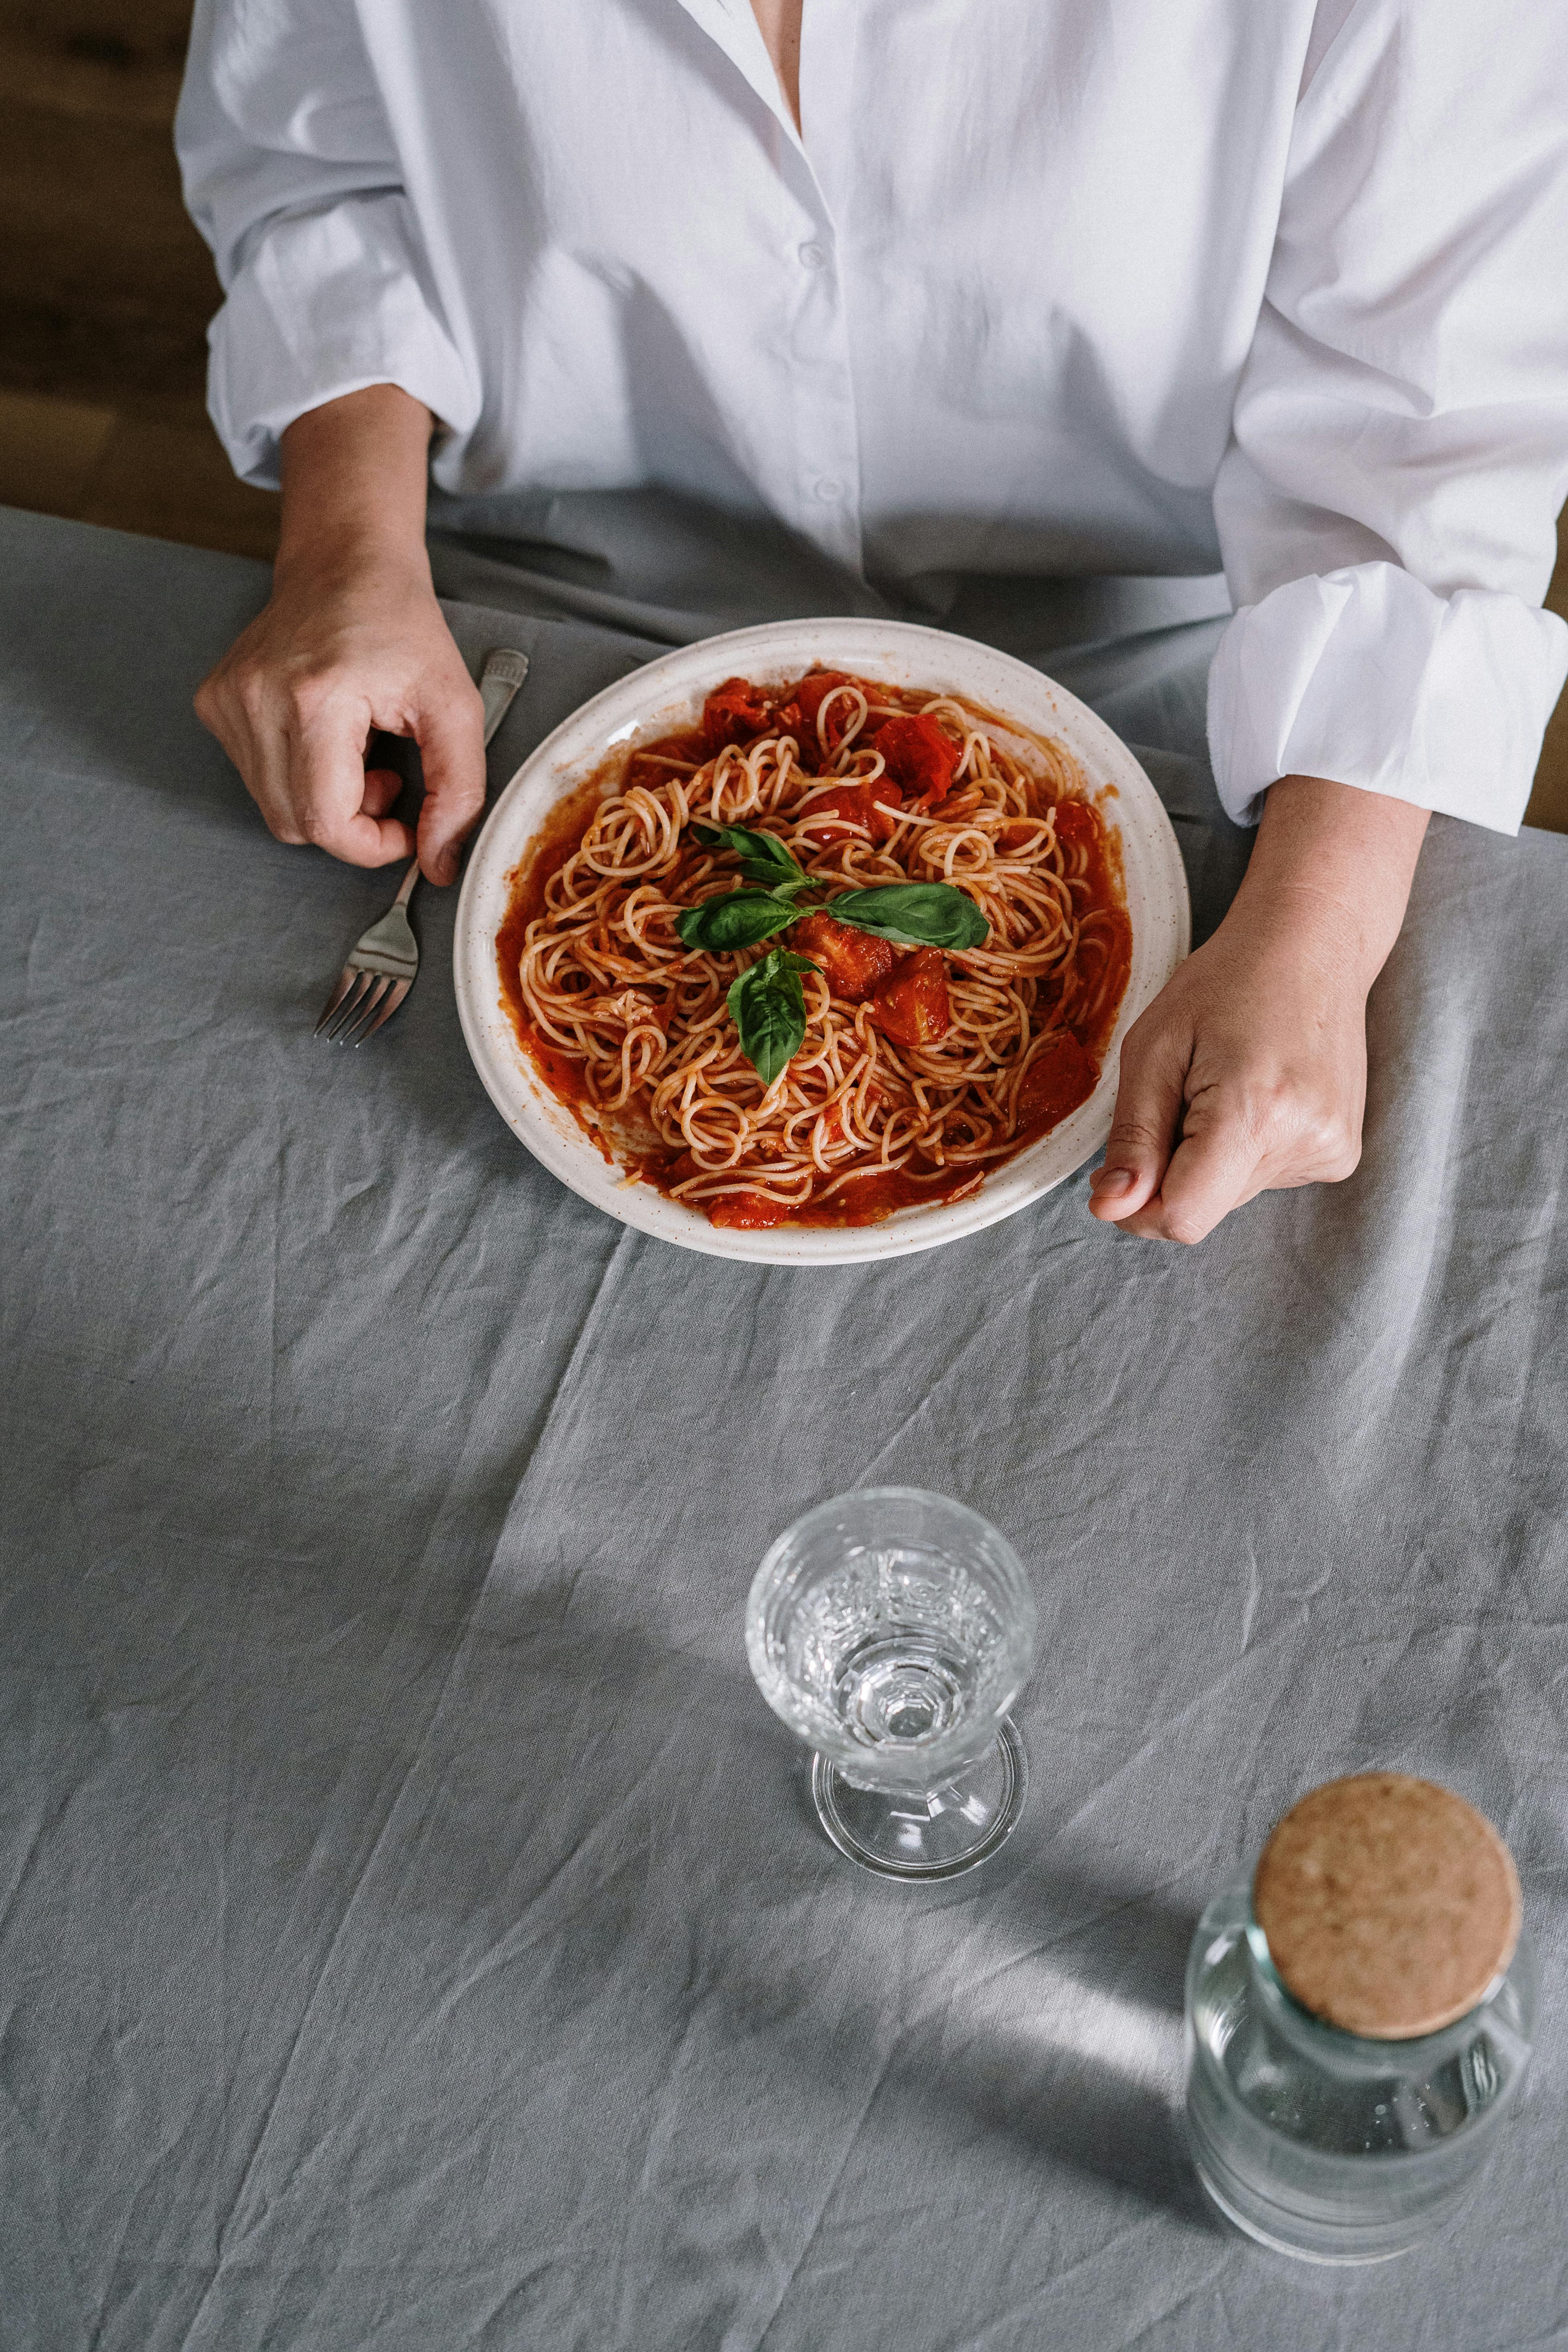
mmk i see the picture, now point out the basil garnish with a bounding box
[726,950,817,1086]
[676,821,989,1078]
[676,890,803,952]
[692,822,811,895]
[827,884,990,950]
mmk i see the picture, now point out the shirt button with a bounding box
[798,241,827,270]
[813,478,845,502]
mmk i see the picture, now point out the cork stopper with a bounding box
[1253,1774,1521,2039]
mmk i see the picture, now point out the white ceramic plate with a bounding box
[454,617,1190,1264]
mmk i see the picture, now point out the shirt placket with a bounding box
[782,205,864,574]
[670,0,866,575]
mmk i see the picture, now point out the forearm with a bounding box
[277,384,435,590]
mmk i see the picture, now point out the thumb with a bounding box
[412,681,488,886]
[1144,1107,1268,1246]
[1088,1017,1189,1224]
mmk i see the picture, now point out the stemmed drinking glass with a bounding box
[745,1487,1037,1879]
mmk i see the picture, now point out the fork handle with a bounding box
[391,648,530,907]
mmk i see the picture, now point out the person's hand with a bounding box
[194,383,485,885]
[1087,896,1368,1242]
[1088,775,1430,1243]
[194,554,485,884]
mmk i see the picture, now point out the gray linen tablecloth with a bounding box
[3,502,1566,2351]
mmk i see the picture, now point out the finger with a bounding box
[1131,1103,1267,1246]
[290,706,415,868]
[222,684,299,835]
[1088,1022,1189,1225]
[361,767,404,817]
[192,666,229,749]
[412,682,488,885]
[195,665,271,808]
[196,663,322,848]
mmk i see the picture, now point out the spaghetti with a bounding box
[497,672,1131,1229]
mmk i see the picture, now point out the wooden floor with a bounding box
[1537,564,1568,830]
[3,4,1566,828]
[0,11,280,561]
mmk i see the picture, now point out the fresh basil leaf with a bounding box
[826,884,990,950]
[692,822,808,893]
[676,890,801,953]
[727,950,816,1085]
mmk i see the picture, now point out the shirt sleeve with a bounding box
[174,0,479,490]
[1206,0,1568,834]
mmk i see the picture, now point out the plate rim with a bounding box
[453,615,1191,1264]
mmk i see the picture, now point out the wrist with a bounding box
[273,529,433,605]
[1220,875,1383,999]
[276,384,435,601]
[1231,774,1429,990]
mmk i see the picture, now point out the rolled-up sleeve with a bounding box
[1207,0,1568,834]
[175,0,478,490]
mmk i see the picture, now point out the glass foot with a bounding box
[811,1716,1028,1879]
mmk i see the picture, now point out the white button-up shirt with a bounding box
[178,0,1568,833]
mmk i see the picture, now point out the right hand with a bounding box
[194,553,486,885]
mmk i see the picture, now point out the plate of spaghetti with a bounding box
[455,619,1189,1263]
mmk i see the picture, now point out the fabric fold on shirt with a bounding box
[206,194,480,487]
[1208,565,1568,832]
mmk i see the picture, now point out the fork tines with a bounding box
[314,971,411,1046]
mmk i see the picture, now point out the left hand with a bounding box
[1088,775,1430,1245]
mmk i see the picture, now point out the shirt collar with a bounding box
[671,0,808,154]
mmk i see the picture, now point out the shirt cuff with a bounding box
[1206,562,1568,835]
[206,194,479,490]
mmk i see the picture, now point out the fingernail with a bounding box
[1091,1165,1135,1198]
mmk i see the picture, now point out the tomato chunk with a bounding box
[872,714,962,807]
[866,947,952,1045]
[792,911,899,1004]
[795,779,903,847]
[772,671,859,755]
[792,671,852,726]
[702,677,775,752]
[799,672,860,743]
[1017,1034,1098,1127]
[1051,799,1099,851]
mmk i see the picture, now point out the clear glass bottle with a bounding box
[1186,1784,1535,2263]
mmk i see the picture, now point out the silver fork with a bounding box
[315,647,529,1045]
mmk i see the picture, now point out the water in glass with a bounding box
[747,1487,1036,1877]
